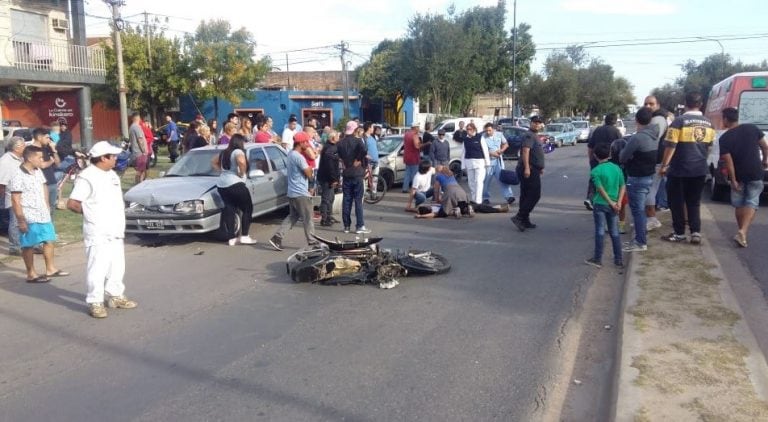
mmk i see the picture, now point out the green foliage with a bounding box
[356,2,535,115]
[185,20,271,117]
[651,54,768,112]
[0,86,33,103]
[518,45,635,118]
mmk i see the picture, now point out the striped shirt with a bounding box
[664,111,715,177]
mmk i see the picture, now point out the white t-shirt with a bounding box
[281,127,297,150]
[8,166,50,223]
[69,165,126,246]
[411,168,435,192]
[0,151,23,209]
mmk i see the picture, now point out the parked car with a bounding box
[572,120,590,142]
[501,125,528,160]
[542,122,579,147]
[497,117,530,128]
[432,117,490,139]
[1,127,33,151]
[124,143,289,240]
[376,134,465,186]
[552,117,573,124]
[153,122,190,145]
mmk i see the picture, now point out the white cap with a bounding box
[89,141,123,157]
[410,121,421,128]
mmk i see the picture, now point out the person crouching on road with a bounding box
[406,160,435,211]
[585,143,625,269]
[211,134,256,246]
[67,142,136,318]
[268,132,317,251]
[10,145,70,283]
[415,166,472,219]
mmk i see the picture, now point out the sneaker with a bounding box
[7,248,21,256]
[690,232,702,245]
[356,226,371,234]
[583,199,593,211]
[497,204,510,213]
[106,295,137,309]
[619,221,627,234]
[343,227,350,234]
[507,197,516,205]
[656,206,669,213]
[661,233,687,243]
[615,261,625,269]
[467,205,475,218]
[330,217,341,224]
[268,235,283,251]
[646,218,662,231]
[510,215,526,232]
[320,220,333,227]
[89,303,108,318]
[453,208,462,219]
[523,221,537,229]
[584,258,602,268]
[227,237,239,246]
[623,241,648,252]
[239,235,257,245]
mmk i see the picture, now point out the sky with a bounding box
[83,0,768,105]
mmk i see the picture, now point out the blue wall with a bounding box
[180,90,362,128]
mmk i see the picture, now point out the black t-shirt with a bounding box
[588,125,623,166]
[421,132,434,154]
[719,124,766,182]
[517,130,545,171]
[40,144,57,185]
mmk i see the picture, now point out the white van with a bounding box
[432,117,491,139]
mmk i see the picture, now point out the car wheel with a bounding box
[556,139,563,148]
[380,169,395,190]
[449,161,463,180]
[214,208,242,241]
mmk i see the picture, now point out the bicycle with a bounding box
[364,164,387,204]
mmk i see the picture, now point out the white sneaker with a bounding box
[646,218,662,231]
[227,237,239,246]
[623,241,648,252]
[239,235,257,245]
[356,226,371,234]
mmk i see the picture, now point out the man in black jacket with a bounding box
[585,113,623,210]
[317,130,340,226]
[619,107,658,252]
[337,121,370,234]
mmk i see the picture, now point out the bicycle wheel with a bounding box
[364,176,387,204]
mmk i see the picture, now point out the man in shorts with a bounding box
[9,145,69,283]
[719,107,768,247]
[128,113,148,184]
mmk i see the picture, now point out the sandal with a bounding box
[46,270,70,277]
[26,275,51,283]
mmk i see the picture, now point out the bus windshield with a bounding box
[739,91,768,130]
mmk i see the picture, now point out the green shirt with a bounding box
[590,161,624,206]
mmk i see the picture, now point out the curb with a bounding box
[613,206,768,421]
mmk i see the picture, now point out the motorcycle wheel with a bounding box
[397,250,451,275]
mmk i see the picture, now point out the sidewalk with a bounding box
[614,206,768,421]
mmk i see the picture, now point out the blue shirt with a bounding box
[365,135,379,164]
[482,131,506,153]
[49,131,60,144]
[165,121,179,142]
[286,150,310,198]
[435,173,458,187]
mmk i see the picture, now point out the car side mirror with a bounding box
[249,169,265,178]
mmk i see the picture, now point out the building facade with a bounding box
[0,0,106,145]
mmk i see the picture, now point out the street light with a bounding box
[697,36,726,76]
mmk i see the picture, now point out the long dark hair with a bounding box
[221,134,246,170]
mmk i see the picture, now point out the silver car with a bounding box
[376,135,465,187]
[124,143,289,240]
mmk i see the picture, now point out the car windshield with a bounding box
[573,122,588,129]
[502,127,524,138]
[165,149,221,177]
[378,136,403,155]
[545,124,564,132]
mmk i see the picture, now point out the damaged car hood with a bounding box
[124,176,218,206]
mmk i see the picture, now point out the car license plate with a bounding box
[145,220,164,230]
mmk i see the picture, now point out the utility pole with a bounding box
[511,0,517,117]
[107,0,129,140]
[286,54,290,88]
[143,11,152,67]
[339,41,350,119]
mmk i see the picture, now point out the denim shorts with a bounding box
[730,180,764,209]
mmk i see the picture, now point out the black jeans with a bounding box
[517,168,541,221]
[319,181,336,222]
[217,182,253,238]
[168,141,180,162]
[666,175,705,235]
[586,159,598,200]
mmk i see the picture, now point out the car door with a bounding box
[246,146,275,215]
[264,145,289,208]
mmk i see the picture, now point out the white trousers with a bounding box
[466,166,487,204]
[85,239,126,304]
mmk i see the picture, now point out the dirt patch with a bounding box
[619,213,768,420]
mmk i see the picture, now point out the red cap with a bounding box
[293,131,310,144]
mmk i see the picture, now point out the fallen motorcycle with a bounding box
[286,235,451,288]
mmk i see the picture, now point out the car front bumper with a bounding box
[125,209,221,234]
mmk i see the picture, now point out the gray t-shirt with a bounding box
[217,149,246,188]
[286,150,309,198]
[129,123,146,157]
[517,130,545,171]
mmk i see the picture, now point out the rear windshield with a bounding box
[739,91,768,131]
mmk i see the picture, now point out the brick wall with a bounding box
[263,71,358,91]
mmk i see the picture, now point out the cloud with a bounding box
[560,0,678,15]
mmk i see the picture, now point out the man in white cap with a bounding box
[67,141,137,319]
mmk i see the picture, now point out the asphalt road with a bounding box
[702,187,768,298]
[0,144,607,421]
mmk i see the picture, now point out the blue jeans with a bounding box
[656,176,668,208]
[402,164,419,193]
[627,176,653,245]
[342,178,365,229]
[592,203,622,264]
[414,188,434,206]
[483,158,513,202]
[47,183,58,215]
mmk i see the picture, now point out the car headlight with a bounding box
[126,202,145,212]
[174,200,204,214]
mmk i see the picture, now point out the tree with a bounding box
[185,20,271,120]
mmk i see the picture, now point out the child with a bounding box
[610,136,630,234]
[585,143,625,268]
